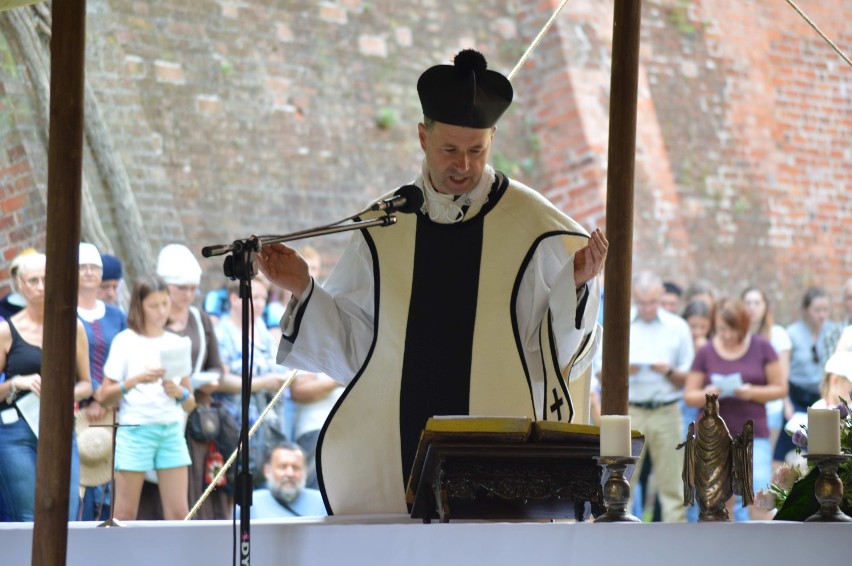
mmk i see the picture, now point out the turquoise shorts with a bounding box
[114,421,191,472]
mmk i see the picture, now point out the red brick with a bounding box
[1,195,26,214]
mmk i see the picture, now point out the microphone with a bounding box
[370,185,424,215]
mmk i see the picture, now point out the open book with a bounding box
[406,416,642,507]
[418,415,640,442]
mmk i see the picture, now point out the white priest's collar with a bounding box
[416,160,495,224]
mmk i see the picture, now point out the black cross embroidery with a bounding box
[549,387,564,421]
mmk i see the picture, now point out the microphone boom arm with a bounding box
[202,214,397,258]
[258,214,397,247]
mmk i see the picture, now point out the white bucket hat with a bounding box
[78,242,103,268]
[156,243,202,286]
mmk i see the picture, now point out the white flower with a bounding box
[753,488,778,512]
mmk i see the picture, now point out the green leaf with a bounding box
[774,467,819,521]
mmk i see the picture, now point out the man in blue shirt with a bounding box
[247,442,326,519]
[628,271,694,522]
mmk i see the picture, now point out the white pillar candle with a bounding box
[807,407,841,455]
[600,415,632,457]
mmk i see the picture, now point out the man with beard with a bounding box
[247,442,326,518]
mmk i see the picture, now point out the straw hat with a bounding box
[75,410,114,487]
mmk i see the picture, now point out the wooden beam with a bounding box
[31,1,86,564]
[601,0,642,417]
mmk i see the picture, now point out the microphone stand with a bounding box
[201,212,398,566]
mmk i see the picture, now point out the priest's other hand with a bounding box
[257,243,312,300]
[574,228,608,288]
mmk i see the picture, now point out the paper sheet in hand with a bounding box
[191,371,220,391]
[629,352,658,367]
[710,372,743,398]
[15,393,40,438]
[159,337,192,382]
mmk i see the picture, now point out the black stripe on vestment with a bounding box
[543,309,573,422]
[510,230,589,419]
[398,212,484,485]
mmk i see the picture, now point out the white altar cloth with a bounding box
[1,515,846,565]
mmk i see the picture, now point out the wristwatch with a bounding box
[5,376,19,404]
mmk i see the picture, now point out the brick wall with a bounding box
[0,0,850,322]
[0,29,46,293]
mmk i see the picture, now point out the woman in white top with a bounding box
[741,286,792,519]
[96,274,196,520]
[742,287,792,423]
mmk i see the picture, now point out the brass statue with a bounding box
[678,394,753,521]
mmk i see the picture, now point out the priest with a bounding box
[258,48,607,515]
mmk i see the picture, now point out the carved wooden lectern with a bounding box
[406,417,645,523]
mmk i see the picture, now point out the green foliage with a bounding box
[0,33,20,78]
[774,467,820,521]
[771,398,852,520]
[375,107,398,130]
[666,0,697,36]
[491,152,534,177]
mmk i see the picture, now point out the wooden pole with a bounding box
[31,1,86,564]
[601,0,642,417]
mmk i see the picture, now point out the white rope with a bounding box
[185,368,299,520]
[784,0,852,68]
[507,0,572,82]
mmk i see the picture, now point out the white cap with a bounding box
[78,242,103,268]
[825,351,852,381]
[156,243,201,285]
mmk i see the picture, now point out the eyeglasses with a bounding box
[79,264,102,273]
[21,276,46,288]
[812,344,819,364]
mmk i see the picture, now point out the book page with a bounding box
[710,372,743,398]
[160,337,192,382]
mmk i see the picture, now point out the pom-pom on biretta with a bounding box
[453,49,488,77]
[417,48,512,129]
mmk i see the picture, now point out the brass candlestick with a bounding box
[804,454,852,523]
[595,456,640,523]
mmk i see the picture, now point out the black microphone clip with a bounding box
[370,185,424,215]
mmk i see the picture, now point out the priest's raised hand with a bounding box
[257,243,311,300]
[573,227,608,288]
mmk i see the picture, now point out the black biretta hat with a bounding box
[417,49,513,129]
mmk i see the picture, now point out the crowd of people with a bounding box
[0,242,332,522]
[603,273,852,522]
[1,45,850,525]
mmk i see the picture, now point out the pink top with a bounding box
[691,334,778,438]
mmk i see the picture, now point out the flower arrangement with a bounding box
[755,399,851,520]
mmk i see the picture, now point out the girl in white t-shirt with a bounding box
[95,274,196,520]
